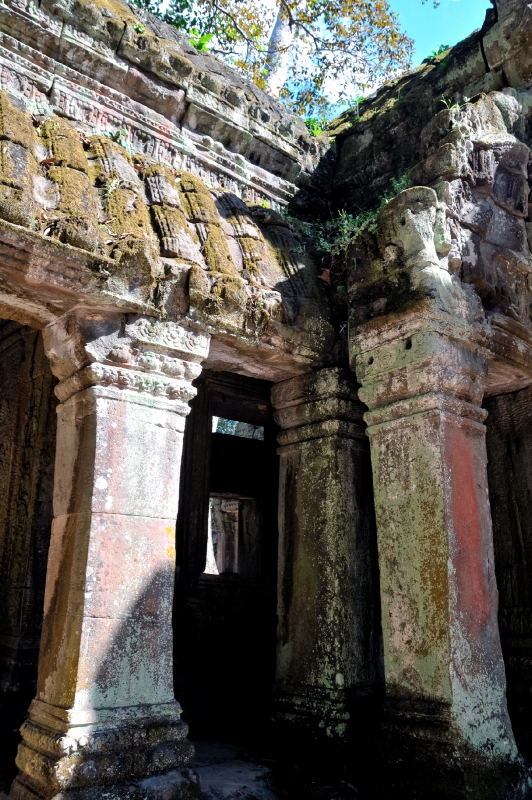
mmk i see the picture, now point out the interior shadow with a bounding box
[173,370,279,744]
[484,387,532,760]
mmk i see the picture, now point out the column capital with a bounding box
[351,311,489,417]
[43,310,210,411]
[272,367,366,447]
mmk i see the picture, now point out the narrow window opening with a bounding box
[212,416,264,440]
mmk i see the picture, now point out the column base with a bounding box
[273,683,352,740]
[377,697,532,800]
[10,700,196,800]
[272,683,382,779]
[10,770,198,800]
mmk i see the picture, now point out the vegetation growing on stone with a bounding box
[39,118,89,172]
[286,172,412,303]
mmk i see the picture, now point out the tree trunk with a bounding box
[265,4,293,98]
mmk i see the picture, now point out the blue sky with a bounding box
[390,0,492,66]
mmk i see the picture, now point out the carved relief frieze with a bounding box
[0,18,299,207]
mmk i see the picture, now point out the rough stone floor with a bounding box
[0,739,369,799]
[190,741,368,800]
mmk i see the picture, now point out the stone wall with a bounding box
[3,0,532,796]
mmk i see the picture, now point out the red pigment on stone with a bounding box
[446,422,489,635]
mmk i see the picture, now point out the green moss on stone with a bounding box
[201,225,237,276]
[178,172,221,226]
[40,118,88,173]
[151,204,189,240]
[46,165,100,250]
[211,275,247,312]
[105,186,152,237]
[0,91,35,150]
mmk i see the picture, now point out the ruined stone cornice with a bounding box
[0,0,321,206]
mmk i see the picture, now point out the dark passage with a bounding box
[174,371,279,741]
[485,386,532,760]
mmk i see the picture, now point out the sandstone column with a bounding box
[352,313,526,794]
[271,367,382,749]
[11,310,209,800]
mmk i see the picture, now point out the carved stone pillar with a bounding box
[351,313,528,795]
[271,368,382,751]
[11,310,210,800]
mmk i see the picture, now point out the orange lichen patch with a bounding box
[0,91,35,150]
[39,118,89,173]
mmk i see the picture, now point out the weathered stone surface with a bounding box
[347,89,532,402]
[351,303,532,796]
[9,311,209,799]
[0,0,321,209]
[271,368,382,751]
[5,0,532,795]
[0,87,334,382]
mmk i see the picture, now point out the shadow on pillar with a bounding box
[11,568,195,800]
[270,371,386,789]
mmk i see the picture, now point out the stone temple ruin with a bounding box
[3,0,532,796]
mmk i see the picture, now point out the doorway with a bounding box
[174,370,280,741]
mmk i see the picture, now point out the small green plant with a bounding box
[440,94,471,114]
[426,44,450,68]
[188,29,213,51]
[104,128,129,145]
[440,95,460,112]
[285,172,412,295]
[349,95,366,122]
[133,22,146,33]
[305,117,328,137]
[258,197,270,209]
[103,175,123,200]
